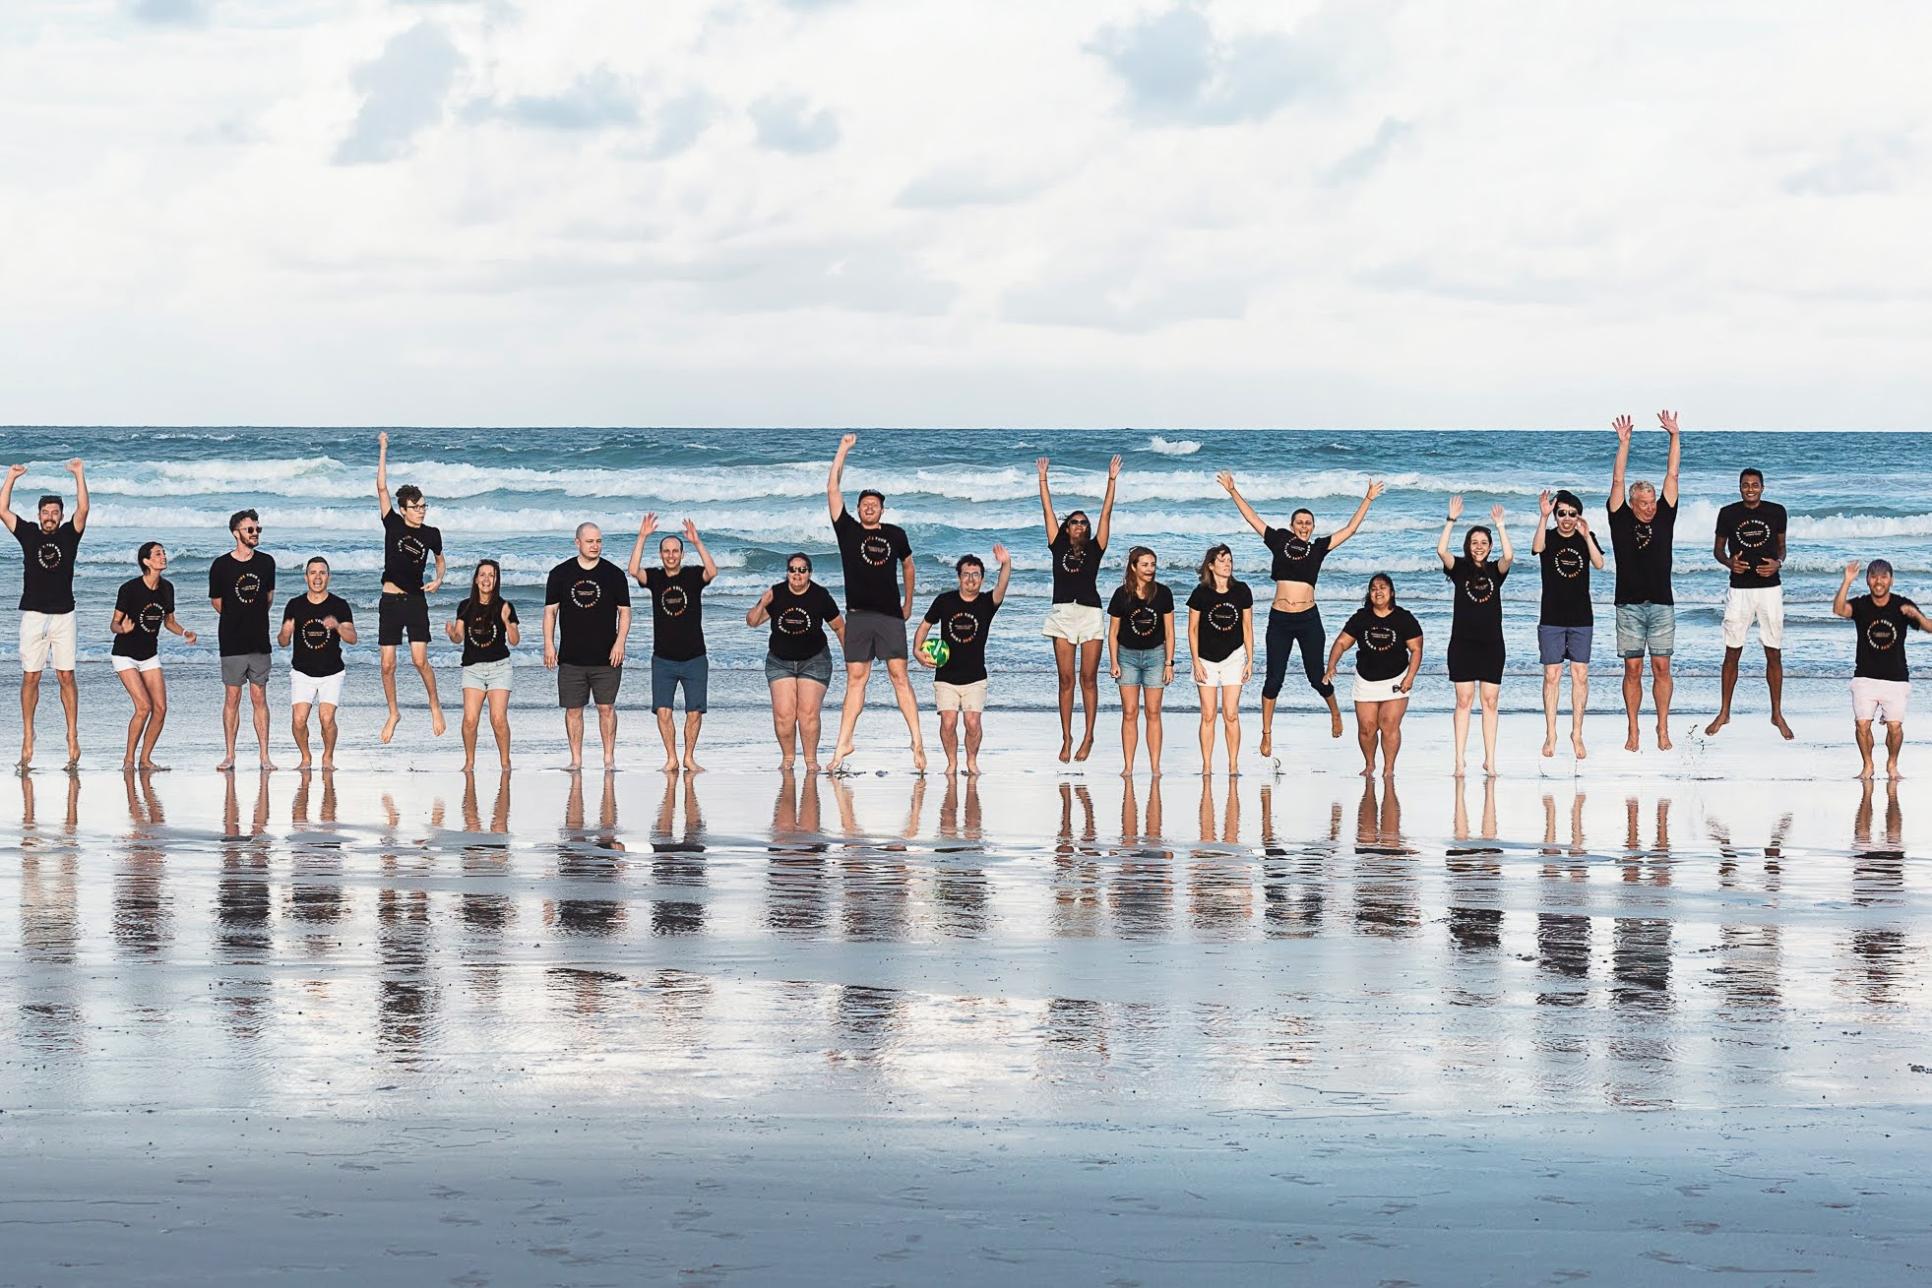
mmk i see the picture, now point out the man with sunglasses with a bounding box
[209,508,277,771]
[375,431,447,744]
[1534,487,1605,759]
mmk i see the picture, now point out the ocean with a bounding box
[6,426,1921,711]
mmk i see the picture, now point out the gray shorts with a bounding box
[557,662,621,709]
[842,609,907,664]
[1615,603,1676,659]
[221,652,271,688]
[765,650,834,686]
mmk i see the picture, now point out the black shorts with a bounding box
[557,662,622,709]
[1447,639,1504,685]
[378,591,430,646]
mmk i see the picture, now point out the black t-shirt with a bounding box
[834,510,912,617]
[766,581,841,661]
[111,576,175,662]
[1607,498,1677,606]
[13,519,82,614]
[1716,501,1788,589]
[924,590,999,685]
[1048,530,1105,607]
[208,552,277,656]
[1538,529,1597,627]
[1343,605,1423,681]
[1444,557,1507,644]
[545,557,631,666]
[1851,595,1917,682]
[643,566,707,661]
[1108,583,1174,651]
[457,596,518,666]
[283,593,352,678]
[381,510,442,593]
[1263,529,1331,584]
[1186,579,1254,663]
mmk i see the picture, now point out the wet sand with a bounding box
[3,694,1931,1283]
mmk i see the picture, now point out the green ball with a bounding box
[921,637,950,667]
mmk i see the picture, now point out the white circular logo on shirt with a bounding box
[1867,618,1900,652]
[1736,516,1771,550]
[660,584,689,617]
[1129,605,1157,636]
[466,613,499,648]
[398,535,427,563]
[138,602,166,634]
[1633,522,1653,551]
[860,533,893,567]
[1207,602,1239,633]
[1282,535,1313,562]
[570,579,601,609]
[946,612,979,645]
[1363,623,1399,652]
[232,572,263,604]
[1462,574,1495,605]
[36,542,61,570]
[1059,546,1087,574]
[1553,547,1586,579]
[776,605,813,635]
[299,618,333,651]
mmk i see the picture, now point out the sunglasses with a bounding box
[1555,509,1579,519]
[240,527,263,534]
[787,566,810,574]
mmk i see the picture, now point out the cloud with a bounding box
[643,89,716,159]
[896,163,1055,209]
[470,68,640,131]
[1003,268,1249,333]
[1783,134,1915,197]
[334,21,465,165]
[1086,4,1323,127]
[128,0,210,25]
[750,94,839,154]
[1325,118,1411,185]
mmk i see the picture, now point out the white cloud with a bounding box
[749,93,839,154]
[335,21,465,165]
[128,0,210,25]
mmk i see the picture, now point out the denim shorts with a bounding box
[652,655,709,712]
[1614,603,1676,659]
[462,658,514,692]
[1117,645,1168,689]
[765,650,833,686]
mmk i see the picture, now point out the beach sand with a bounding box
[3,668,1929,1283]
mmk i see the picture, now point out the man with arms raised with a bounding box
[1,459,87,769]
[209,508,277,771]
[627,513,719,774]
[826,433,926,774]
[1607,410,1682,751]
[1833,559,1930,781]
[543,522,631,772]
[374,432,446,742]
[1707,467,1792,740]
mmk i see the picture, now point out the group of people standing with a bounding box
[2,419,1922,780]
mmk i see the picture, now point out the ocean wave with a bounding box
[1146,436,1202,456]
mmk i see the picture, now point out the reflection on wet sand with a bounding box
[18,773,80,1052]
[217,770,272,1041]
[1847,779,1910,1005]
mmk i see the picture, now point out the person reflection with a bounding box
[216,769,273,1040]
[548,770,628,938]
[1535,791,1591,1006]
[374,788,438,1057]
[767,769,828,938]
[17,771,81,1052]
[1446,776,1503,955]
[651,771,706,936]
[933,774,987,938]
[829,776,917,943]
[1260,784,1331,939]
[1190,777,1250,934]
[1113,775,1171,938]
[1051,783,1100,939]
[457,772,515,1000]
[1848,779,1907,1003]
[1707,809,1790,1012]
[286,769,347,947]
[116,769,171,957]
[1352,776,1415,938]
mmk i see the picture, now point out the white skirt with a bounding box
[1351,673,1411,704]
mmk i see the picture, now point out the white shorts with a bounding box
[1195,651,1247,688]
[1042,602,1106,645]
[1722,586,1785,650]
[934,679,988,712]
[291,670,345,709]
[1352,673,1412,704]
[111,655,161,674]
[19,611,76,673]
[1851,677,1910,724]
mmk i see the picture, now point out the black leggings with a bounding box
[1263,606,1335,701]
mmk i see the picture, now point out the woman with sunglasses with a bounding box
[748,552,845,770]
[1038,454,1121,764]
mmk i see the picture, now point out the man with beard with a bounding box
[0,459,87,769]
[209,508,278,771]
[1707,467,1792,740]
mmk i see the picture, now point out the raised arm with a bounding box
[1217,471,1268,537]
[684,519,718,584]
[627,512,657,583]
[1608,414,1632,512]
[1660,410,1681,506]
[376,431,392,516]
[990,542,1012,606]
[1437,495,1462,571]
[1037,458,1058,543]
[1328,478,1386,549]
[1833,561,1858,618]
[1096,456,1121,549]
[827,432,856,522]
[1493,505,1514,574]
[0,463,23,533]
[1533,490,1552,555]
[67,459,87,533]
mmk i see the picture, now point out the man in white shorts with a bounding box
[1834,558,1929,781]
[1707,467,1792,740]
[915,545,1011,777]
[0,459,88,769]
[279,556,357,770]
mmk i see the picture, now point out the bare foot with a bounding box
[1229,766,1241,777]
[1705,713,1729,736]
[828,742,855,774]
[138,760,163,773]
[1452,761,1465,777]
[121,759,135,772]
[661,758,679,773]
[966,760,980,776]
[259,757,278,771]
[1259,731,1273,758]
[380,712,400,744]
[1483,761,1496,778]
[944,760,959,778]
[682,758,704,774]
[1857,764,1875,780]
[320,755,334,770]
[431,710,447,737]
[803,759,819,772]
[603,758,617,773]
[912,747,928,774]
[1058,736,1072,764]
[1572,735,1588,760]
[1657,727,1674,750]
[297,755,312,769]
[498,759,511,771]
[1149,767,1162,778]
[1772,715,1794,740]
[1360,765,1375,778]
[566,758,583,772]
[216,756,235,771]
[1120,767,1134,779]
[780,757,795,772]
[1075,735,1094,762]
[1888,764,1903,781]
[1624,730,1640,752]
[1540,739,1555,758]
[66,741,80,766]
[1329,712,1344,739]
[462,758,476,773]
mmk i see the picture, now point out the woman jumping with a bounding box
[1038,454,1121,763]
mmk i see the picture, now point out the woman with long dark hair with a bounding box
[1323,573,1423,777]
[445,558,520,771]
[1107,545,1174,777]
[1038,454,1121,763]
[1437,496,1513,776]
[109,540,196,770]
[1187,543,1254,776]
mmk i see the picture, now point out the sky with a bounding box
[0,1,1926,429]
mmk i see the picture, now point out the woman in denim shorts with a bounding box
[446,558,519,771]
[1106,546,1176,776]
[748,552,845,770]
